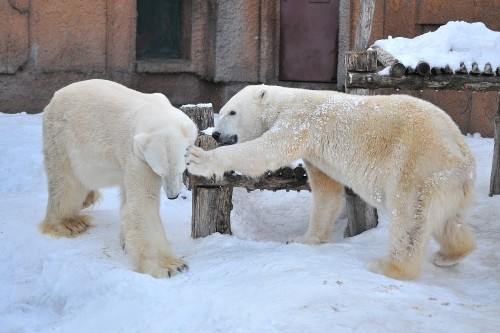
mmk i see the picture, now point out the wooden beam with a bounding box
[344,0,378,238]
[190,135,233,238]
[490,97,500,196]
[353,0,376,51]
[347,72,500,92]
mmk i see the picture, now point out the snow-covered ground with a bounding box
[373,21,500,73]
[0,109,499,333]
[2,20,500,333]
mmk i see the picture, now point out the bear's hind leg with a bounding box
[82,190,101,209]
[40,170,93,237]
[432,214,476,266]
[289,161,344,244]
[370,208,429,280]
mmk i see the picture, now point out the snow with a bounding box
[372,21,500,73]
[1,110,500,332]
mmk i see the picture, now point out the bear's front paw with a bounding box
[137,256,189,278]
[185,145,219,178]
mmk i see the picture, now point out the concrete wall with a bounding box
[0,0,498,137]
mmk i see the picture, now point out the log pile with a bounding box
[346,49,500,92]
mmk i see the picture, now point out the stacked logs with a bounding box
[371,46,500,78]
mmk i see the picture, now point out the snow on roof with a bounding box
[372,21,500,73]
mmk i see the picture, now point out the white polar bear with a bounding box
[40,79,198,278]
[186,84,477,280]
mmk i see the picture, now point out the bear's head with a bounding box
[212,85,272,145]
[133,120,198,199]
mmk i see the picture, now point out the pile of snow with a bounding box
[0,113,499,332]
[373,21,500,73]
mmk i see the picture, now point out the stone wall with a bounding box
[0,0,498,137]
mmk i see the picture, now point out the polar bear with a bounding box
[186,84,477,280]
[40,79,198,278]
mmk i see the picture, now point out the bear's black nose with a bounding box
[212,131,221,140]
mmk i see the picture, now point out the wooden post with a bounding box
[344,188,379,237]
[190,135,233,238]
[489,97,500,196]
[344,0,379,238]
[180,104,214,131]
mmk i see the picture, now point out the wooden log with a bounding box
[470,62,481,75]
[189,171,310,192]
[192,186,232,237]
[431,67,443,75]
[455,62,468,74]
[483,63,494,76]
[345,50,377,72]
[344,0,378,238]
[354,0,376,51]
[373,47,406,78]
[443,65,454,74]
[190,134,234,238]
[406,66,415,75]
[489,98,500,196]
[344,188,379,237]
[416,61,430,76]
[346,72,500,92]
[180,104,214,131]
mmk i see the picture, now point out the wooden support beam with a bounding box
[490,97,500,196]
[190,135,233,238]
[344,0,378,238]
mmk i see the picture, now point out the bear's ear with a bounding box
[133,132,150,161]
[181,121,198,140]
[253,86,269,104]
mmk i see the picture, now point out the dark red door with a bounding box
[279,0,340,82]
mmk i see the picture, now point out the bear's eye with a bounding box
[229,110,236,116]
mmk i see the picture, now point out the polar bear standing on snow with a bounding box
[186,85,477,280]
[40,79,198,278]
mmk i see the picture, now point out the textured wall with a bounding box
[0,0,29,74]
[0,0,498,137]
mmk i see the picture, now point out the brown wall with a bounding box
[0,0,499,137]
[349,0,500,137]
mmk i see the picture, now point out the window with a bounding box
[136,0,190,60]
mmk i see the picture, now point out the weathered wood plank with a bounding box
[347,72,500,91]
[489,98,500,196]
